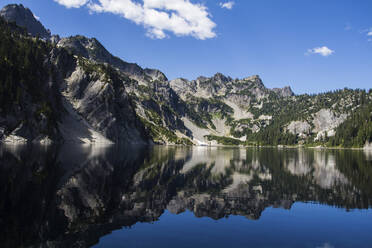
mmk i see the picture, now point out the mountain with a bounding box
[0,4,51,39]
[57,35,167,81]
[0,4,371,147]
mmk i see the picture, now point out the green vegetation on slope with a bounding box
[0,18,52,108]
[208,89,372,147]
[0,18,60,134]
[328,101,372,147]
[185,96,234,129]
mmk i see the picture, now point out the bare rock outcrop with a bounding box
[312,109,347,140]
[0,4,51,39]
[287,121,311,137]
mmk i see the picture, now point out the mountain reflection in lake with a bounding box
[1,145,372,248]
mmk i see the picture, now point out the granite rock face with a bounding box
[0,4,51,39]
[312,109,347,134]
[167,73,295,144]
[0,4,369,146]
[58,63,148,144]
[312,109,348,140]
[57,35,166,82]
[272,86,294,97]
[0,11,149,145]
[287,121,311,137]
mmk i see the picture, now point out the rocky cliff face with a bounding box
[0,4,370,146]
[58,59,148,144]
[272,86,294,97]
[0,13,149,145]
[57,35,167,82]
[167,73,295,144]
[0,4,50,39]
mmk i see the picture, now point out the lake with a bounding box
[0,145,371,248]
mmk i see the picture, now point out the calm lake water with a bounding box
[1,145,372,248]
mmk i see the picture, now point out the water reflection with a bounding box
[0,145,371,247]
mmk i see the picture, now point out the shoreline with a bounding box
[159,143,372,150]
[1,140,371,151]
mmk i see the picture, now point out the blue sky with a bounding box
[2,0,372,94]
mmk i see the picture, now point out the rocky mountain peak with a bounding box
[57,35,165,81]
[57,35,105,60]
[281,86,294,96]
[57,35,98,60]
[271,86,294,97]
[243,75,261,82]
[1,4,368,148]
[0,4,51,39]
[212,72,231,83]
[240,75,266,89]
[144,68,168,81]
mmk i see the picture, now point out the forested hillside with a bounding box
[329,101,372,147]
[0,4,371,147]
[0,17,61,140]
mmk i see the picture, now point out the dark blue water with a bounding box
[95,205,372,248]
[0,145,371,248]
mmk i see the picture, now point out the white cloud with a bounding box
[360,27,372,37]
[33,14,40,20]
[55,0,216,40]
[219,1,234,10]
[306,46,335,57]
[54,0,89,8]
